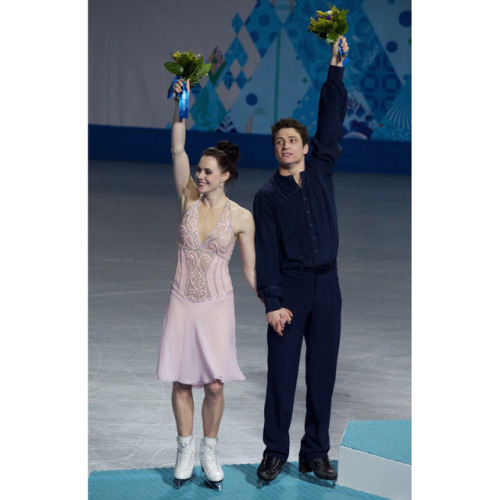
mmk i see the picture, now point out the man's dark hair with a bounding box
[271,118,309,147]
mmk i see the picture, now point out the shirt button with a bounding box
[312,236,316,240]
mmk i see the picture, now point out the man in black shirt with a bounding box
[253,37,349,483]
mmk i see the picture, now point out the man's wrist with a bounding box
[327,64,345,80]
[264,296,282,313]
[330,56,343,67]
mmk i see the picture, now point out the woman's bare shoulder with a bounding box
[228,200,254,233]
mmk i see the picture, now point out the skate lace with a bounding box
[177,443,195,466]
[201,444,220,468]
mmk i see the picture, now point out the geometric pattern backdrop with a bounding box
[89,0,411,143]
[186,0,411,141]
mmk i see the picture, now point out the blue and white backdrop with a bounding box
[89,0,411,172]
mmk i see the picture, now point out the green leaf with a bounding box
[182,59,195,77]
[164,50,211,83]
[164,62,183,75]
[326,32,340,44]
[200,62,211,75]
[337,20,348,35]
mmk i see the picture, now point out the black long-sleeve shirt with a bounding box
[253,65,348,313]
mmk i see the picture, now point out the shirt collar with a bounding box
[273,170,302,196]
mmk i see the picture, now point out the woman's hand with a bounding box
[266,308,293,336]
[173,78,190,98]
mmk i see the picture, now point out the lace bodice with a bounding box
[172,199,235,302]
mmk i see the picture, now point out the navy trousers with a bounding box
[263,266,342,462]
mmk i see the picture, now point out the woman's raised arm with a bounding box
[171,79,198,205]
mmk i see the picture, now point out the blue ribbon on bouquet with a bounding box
[167,76,189,119]
[338,39,349,65]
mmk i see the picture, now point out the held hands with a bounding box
[266,308,293,336]
[331,36,349,67]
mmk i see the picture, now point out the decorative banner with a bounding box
[88,1,411,142]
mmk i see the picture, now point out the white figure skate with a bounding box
[173,436,196,488]
[199,437,224,490]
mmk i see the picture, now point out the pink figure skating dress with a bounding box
[156,199,245,387]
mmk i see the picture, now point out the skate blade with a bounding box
[173,476,193,489]
[301,473,336,482]
[257,479,271,488]
[203,478,223,490]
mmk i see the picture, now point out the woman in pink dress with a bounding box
[156,78,256,489]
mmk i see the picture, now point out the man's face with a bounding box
[274,128,309,168]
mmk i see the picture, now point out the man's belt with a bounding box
[299,260,337,274]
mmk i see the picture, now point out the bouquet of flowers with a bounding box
[165,50,211,118]
[307,6,348,45]
[164,50,211,86]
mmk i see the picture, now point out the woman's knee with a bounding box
[204,380,224,398]
[173,382,193,399]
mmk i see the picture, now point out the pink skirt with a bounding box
[156,287,246,387]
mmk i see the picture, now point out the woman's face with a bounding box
[195,155,229,193]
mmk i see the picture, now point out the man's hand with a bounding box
[266,308,293,336]
[330,36,349,67]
